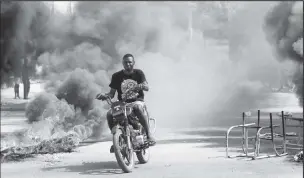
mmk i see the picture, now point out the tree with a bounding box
[1,2,51,97]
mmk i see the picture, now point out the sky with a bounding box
[44,1,77,14]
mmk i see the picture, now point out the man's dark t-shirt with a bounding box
[109,69,146,103]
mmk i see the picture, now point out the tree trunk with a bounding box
[22,58,29,99]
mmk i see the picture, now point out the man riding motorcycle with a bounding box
[96,53,156,153]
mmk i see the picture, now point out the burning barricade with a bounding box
[1,104,104,163]
[1,70,107,162]
[1,133,80,162]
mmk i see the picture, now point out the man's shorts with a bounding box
[126,101,149,118]
[126,100,145,109]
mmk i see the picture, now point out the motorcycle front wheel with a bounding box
[113,129,134,173]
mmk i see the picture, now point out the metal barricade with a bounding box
[226,110,289,160]
[279,113,303,152]
[226,111,257,158]
[252,112,287,160]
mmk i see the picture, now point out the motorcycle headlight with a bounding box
[112,106,124,117]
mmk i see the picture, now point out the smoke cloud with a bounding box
[263,1,303,106]
[3,2,294,150]
[0,2,51,85]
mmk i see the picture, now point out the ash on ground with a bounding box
[1,133,80,163]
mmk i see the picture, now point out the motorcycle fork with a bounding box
[121,106,133,163]
[123,106,132,150]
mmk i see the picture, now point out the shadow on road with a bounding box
[1,102,27,111]
[78,137,112,148]
[42,161,125,175]
[157,129,248,148]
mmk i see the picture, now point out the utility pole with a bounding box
[22,57,30,99]
[67,1,73,16]
[188,2,194,42]
[51,1,55,16]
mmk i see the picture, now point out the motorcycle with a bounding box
[96,90,156,173]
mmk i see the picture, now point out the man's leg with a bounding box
[107,110,115,153]
[106,110,114,131]
[132,102,156,145]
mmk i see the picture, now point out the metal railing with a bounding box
[226,110,302,160]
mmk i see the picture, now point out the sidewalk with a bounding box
[1,82,44,111]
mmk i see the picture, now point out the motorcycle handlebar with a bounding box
[104,95,113,105]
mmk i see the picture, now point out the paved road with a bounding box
[2,130,302,178]
[1,92,303,178]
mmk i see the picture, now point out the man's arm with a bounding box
[107,73,117,98]
[136,69,149,91]
[138,81,149,91]
[106,88,116,99]
[96,88,115,100]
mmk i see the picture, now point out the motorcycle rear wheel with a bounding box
[136,129,150,164]
[136,148,150,164]
[113,129,134,173]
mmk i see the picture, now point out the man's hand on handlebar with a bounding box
[96,93,109,101]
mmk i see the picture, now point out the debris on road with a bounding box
[294,151,303,162]
[1,133,80,163]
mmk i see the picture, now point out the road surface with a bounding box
[1,129,302,178]
[1,84,303,178]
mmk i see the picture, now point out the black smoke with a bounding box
[264,1,303,106]
[0,2,52,86]
[2,2,294,149]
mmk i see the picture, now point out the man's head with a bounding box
[122,53,135,72]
